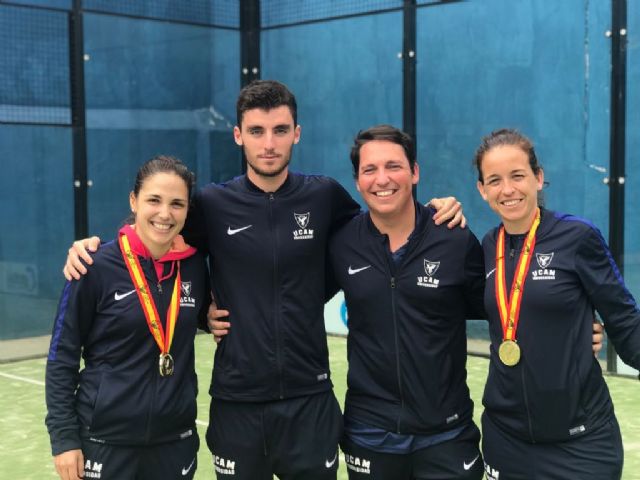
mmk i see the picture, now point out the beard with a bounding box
[245,148,292,178]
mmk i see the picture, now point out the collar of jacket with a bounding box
[118,224,197,280]
[496,207,555,243]
[240,171,299,195]
[364,200,432,242]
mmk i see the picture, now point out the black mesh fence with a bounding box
[261,0,402,28]
[83,0,238,28]
[0,4,70,124]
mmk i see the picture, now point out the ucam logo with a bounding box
[344,453,371,474]
[293,212,314,240]
[180,281,196,307]
[417,259,440,288]
[214,456,236,475]
[84,459,103,479]
[485,462,500,480]
[532,252,555,280]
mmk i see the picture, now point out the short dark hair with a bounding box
[133,155,195,199]
[350,124,416,177]
[474,128,542,183]
[236,80,298,127]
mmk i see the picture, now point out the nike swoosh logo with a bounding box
[114,289,136,301]
[182,457,196,476]
[348,265,371,275]
[463,454,480,470]
[486,268,496,279]
[227,225,252,235]
[325,451,338,468]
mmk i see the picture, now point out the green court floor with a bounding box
[1,335,638,479]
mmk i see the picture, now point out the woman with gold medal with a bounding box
[45,156,210,480]
[474,129,640,480]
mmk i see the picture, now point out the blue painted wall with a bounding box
[261,11,403,204]
[416,0,611,238]
[82,13,240,241]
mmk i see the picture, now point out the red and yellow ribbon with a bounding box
[495,208,540,342]
[118,234,180,356]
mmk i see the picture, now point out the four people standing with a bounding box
[48,80,637,480]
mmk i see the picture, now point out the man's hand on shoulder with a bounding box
[429,196,467,229]
[63,236,101,280]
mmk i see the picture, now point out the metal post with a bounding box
[240,0,261,87]
[239,0,261,173]
[606,0,627,373]
[69,0,88,239]
[403,0,417,196]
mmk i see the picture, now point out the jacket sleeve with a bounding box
[181,188,209,252]
[576,226,640,370]
[463,230,488,320]
[329,178,361,234]
[45,272,98,455]
[197,257,213,333]
[324,240,341,303]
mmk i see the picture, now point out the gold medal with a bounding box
[159,353,174,377]
[498,340,521,366]
[494,209,540,368]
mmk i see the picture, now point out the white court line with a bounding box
[0,371,45,386]
[0,371,210,426]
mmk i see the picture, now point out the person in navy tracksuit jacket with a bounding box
[475,129,640,480]
[328,125,486,479]
[46,156,210,480]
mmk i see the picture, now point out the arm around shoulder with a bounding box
[63,236,101,280]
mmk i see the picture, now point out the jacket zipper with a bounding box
[390,275,405,433]
[268,193,285,399]
[521,367,535,443]
[383,231,405,434]
[144,258,164,443]
[508,238,536,443]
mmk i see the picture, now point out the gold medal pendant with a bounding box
[498,340,521,367]
[159,353,175,377]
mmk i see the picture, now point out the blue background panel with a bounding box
[261,11,403,205]
[416,0,610,238]
[0,126,73,339]
[83,13,240,240]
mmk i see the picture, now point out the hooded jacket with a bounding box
[46,226,209,455]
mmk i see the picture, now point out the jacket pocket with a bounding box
[89,371,150,441]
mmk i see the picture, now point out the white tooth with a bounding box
[375,191,393,197]
[152,222,172,230]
